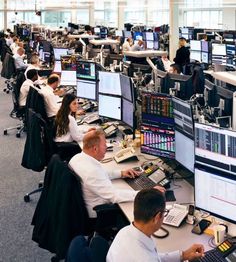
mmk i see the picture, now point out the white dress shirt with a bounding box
[19,79,34,107]
[106,223,181,262]
[38,85,61,118]
[13,54,28,70]
[69,152,137,218]
[24,64,40,78]
[122,41,131,52]
[54,115,84,142]
[10,42,19,54]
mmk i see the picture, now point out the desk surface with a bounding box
[123,50,167,58]
[204,70,236,86]
[101,153,213,252]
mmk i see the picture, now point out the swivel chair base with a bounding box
[24,185,43,202]
[3,123,25,138]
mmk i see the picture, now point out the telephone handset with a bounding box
[163,204,188,227]
[114,147,138,163]
[103,124,118,138]
[83,113,100,124]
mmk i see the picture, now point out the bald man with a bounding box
[13,47,28,70]
[69,129,139,218]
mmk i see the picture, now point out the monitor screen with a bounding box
[120,74,133,102]
[146,41,154,49]
[175,131,195,173]
[94,27,100,34]
[190,50,201,62]
[173,97,194,172]
[195,166,236,224]
[226,44,236,56]
[201,52,209,64]
[115,30,123,37]
[123,30,132,38]
[53,48,69,61]
[141,92,175,159]
[134,32,143,40]
[195,123,236,175]
[76,80,97,100]
[98,71,121,96]
[61,71,77,86]
[61,55,77,71]
[145,32,154,41]
[153,41,159,50]
[212,43,226,56]
[76,60,96,81]
[201,41,209,52]
[98,94,121,120]
[181,28,189,34]
[53,60,62,73]
[122,98,134,128]
[190,40,201,51]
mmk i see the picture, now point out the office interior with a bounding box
[1,0,236,261]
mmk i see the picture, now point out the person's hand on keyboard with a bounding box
[153,185,166,194]
[181,244,205,261]
[121,169,141,179]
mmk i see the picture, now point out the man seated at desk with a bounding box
[69,129,144,220]
[13,47,28,70]
[107,188,204,262]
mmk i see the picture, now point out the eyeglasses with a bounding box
[161,209,169,217]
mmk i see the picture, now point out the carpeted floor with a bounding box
[0,76,52,261]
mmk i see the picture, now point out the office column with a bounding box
[169,0,179,61]
[89,2,95,27]
[118,1,125,30]
[4,0,7,30]
[71,10,77,24]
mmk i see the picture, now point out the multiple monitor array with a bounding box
[190,40,236,66]
[98,72,135,128]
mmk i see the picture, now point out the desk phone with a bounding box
[196,239,236,262]
[163,204,188,227]
[83,113,100,124]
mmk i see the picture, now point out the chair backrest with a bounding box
[32,154,91,259]
[1,52,16,79]
[65,235,109,262]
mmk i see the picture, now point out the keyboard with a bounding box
[125,175,156,190]
[196,249,226,262]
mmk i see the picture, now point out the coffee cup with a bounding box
[214,225,226,245]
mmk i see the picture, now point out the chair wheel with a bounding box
[3,130,7,135]
[24,195,30,202]
[16,133,21,138]
[38,182,43,188]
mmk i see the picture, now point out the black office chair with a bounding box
[31,154,117,261]
[3,70,26,137]
[65,235,110,262]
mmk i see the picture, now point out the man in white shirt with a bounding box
[38,74,61,118]
[10,36,19,54]
[122,37,133,52]
[19,69,38,107]
[131,39,144,51]
[107,189,205,262]
[69,129,139,218]
[13,47,28,70]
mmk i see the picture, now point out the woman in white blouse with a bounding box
[54,93,86,143]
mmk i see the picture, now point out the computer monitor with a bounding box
[76,80,97,101]
[133,32,143,40]
[216,85,234,116]
[53,60,62,73]
[98,94,121,120]
[146,41,154,49]
[115,30,123,37]
[212,43,226,56]
[194,165,236,224]
[60,55,77,86]
[123,30,132,39]
[154,69,168,93]
[190,50,201,62]
[166,73,193,100]
[190,40,201,51]
[94,27,101,34]
[53,48,69,61]
[195,123,236,174]
[145,32,154,41]
[173,97,194,172]
[204,79,219,108]
[141,92,175,159]
[120,74,133,102]
[122,98,134,128]
[201,52,209,64]
[76,60,96,81]
[98,71,121,96]
[201,41,209,53]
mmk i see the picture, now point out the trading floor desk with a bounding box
[101,150,212,253]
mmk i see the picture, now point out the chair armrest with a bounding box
[93,203,119,213]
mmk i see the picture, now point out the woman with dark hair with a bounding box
[54,93,87,143]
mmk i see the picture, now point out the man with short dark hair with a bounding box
[169,63,182,74]
[107,189,204,262]
[19,69,38,107]
[173,37,190,73]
